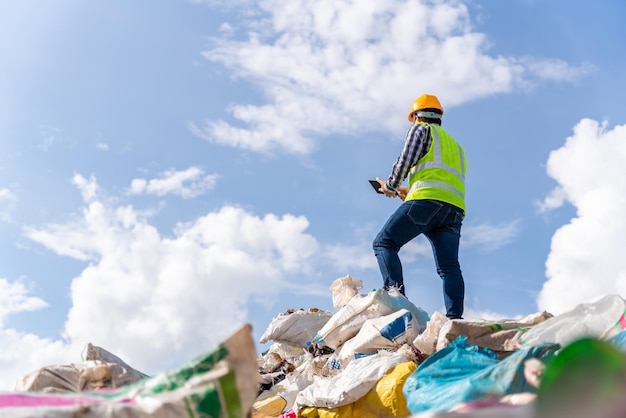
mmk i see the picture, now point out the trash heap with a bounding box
[5,275,626,418]
[253,275,626,418]
[4,325,259,417]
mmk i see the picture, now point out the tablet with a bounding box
[369,179,384,194]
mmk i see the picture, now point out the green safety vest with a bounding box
[405,123,467,211]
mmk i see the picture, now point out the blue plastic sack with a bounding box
[403,336,558,414]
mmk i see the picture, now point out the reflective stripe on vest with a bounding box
[407,124,466,210]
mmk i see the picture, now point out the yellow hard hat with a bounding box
[407,94,444,122]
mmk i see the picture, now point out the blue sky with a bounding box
[1,0,625,390]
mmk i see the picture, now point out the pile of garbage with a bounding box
[252,275,626,418]
[5,274,626,417]
[4,325,259,417]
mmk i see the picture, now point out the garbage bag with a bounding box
[259,308,333,346]
[517,294,626,348]
[15,361,130,393]
[2,324,259,418]
[384,288,430,333]
[298,361,416,418]
[413,311,449,355]
[435,311,553,354]
[334,309,419,369]
[312,289,428,350]
[329,274,362,309]
[403,337,558,414]
[15,343,149,393]
[294,349,412,411]
[312,290,396,349]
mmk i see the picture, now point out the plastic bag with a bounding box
[335,309,419,368]
[517,294,626,348]
[436,311,553,353]
[5,324,259,418]
[329,275,362,309]
[298,361,416,418]
[294,349,411,411]
[383,287,430,333]
[15,343,148,393]
[413,311,449,355]
[403,337,559,414]
[260,308,333,346]
[312,289,396,349]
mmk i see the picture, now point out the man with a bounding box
[372,94,467,319]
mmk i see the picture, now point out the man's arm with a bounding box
[385,124,430,193]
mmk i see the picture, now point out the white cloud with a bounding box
[192,0,591,154]
[520,56,595,85]
[0,188,17,203]
[326,219,519,273]
[72,173,99,203]
[0,278,48,327]
[19,174,319,378]
[0,330,77,392]
[538,119,626,315]
[536,186,567,213]
[461,220,521,252]
[0,278,75,391]
[326,242,379,273]
[128,166,219,199]
[403,237,442,260]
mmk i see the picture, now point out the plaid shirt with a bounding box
[385,123,434,193]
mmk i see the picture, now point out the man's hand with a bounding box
[376,177,398,198]
[396,186,409,201]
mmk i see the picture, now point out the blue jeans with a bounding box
[373,199,465,319]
